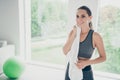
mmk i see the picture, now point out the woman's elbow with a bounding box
[62,47,66,55]
[62,46,70,55]
[102,56,106,62]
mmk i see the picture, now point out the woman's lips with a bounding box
[79,22,84,25]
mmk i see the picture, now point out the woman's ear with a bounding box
[88,16,92,22]
[89,16,92,20]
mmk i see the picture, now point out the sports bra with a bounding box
[78,29,95,58]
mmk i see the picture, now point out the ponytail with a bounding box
[89,21,93,30]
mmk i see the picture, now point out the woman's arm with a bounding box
[76,32,106,69]
[63,26,77,55]
[87,32,106,64]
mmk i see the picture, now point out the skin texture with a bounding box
[63,9,106,69]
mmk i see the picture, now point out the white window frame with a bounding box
[18,0,31,61]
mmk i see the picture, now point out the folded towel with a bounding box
[66,25,83,80]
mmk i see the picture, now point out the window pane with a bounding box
[31,0,68,65]
[93,0,120,74]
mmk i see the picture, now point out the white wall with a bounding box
[0,0,21,55]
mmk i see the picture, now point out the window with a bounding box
[30,0,120,75]
[93,0,120,74]
[31,0,68,65]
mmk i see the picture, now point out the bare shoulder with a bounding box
[93,32,102,37]
[93,32,103,43]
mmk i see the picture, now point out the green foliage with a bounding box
[31,0,41,37]
[31,0,68,37]
[94,5,120,74]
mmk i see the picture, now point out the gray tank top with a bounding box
[78,29,95,58]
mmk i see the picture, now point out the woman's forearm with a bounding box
[63,34,75,55]
[87,56,106,65]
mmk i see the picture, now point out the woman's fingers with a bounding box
[75,63,83,69]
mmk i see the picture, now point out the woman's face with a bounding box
[76,9,92,27]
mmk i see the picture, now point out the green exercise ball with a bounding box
[3,57,25,79]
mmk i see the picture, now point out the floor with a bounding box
[0,64,119,80]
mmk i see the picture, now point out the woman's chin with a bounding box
[79,23,84,26]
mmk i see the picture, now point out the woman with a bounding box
[63,6,106,80]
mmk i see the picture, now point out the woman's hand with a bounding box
[75,60,89,69]
[71,25,77,38]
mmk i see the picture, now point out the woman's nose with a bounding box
[77,17,83,21]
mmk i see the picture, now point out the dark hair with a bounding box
[77,6,93,29]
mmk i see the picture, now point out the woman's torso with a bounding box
[78,29,95,59]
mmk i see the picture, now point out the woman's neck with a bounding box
[81,26,90,34]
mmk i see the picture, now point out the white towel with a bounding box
[66,25,83,80]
